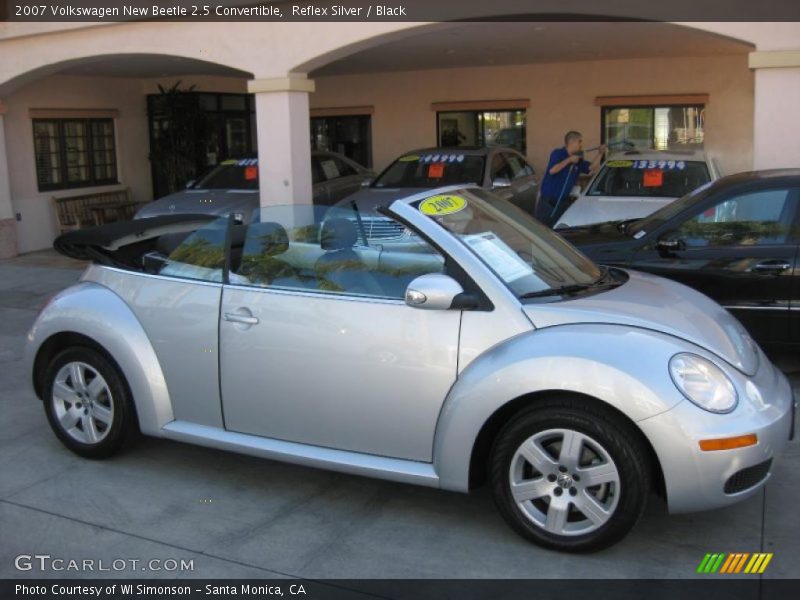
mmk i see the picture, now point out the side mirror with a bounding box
[656,233,686,253]
[492,177,512,189]
[184,179,196,189]
[405,273,466,310]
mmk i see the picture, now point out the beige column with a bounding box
[749,51,800,170]
[248,75,315,207]
[0,102,18,259]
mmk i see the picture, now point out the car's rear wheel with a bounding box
[43,347,137,458]
[490,399,650,552]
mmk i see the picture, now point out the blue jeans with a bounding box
[535,197,559,227]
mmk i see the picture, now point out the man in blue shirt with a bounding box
[536,131,606,226]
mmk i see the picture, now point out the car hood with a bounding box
[522,269,759,376]
[135,189,258,219]
[555,196,673,229]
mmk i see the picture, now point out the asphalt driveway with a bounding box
[1,252,797,580]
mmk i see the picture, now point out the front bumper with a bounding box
[639,351,795,514]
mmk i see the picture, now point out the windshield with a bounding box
[413,188,603,299]
[374,153,485,188]
[627,179,717,237]
[193,158,259,190]
[588,159,709,198]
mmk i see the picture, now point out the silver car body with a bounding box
[554,150,723,229]
[25,185,793,514]
[135,151,372,221]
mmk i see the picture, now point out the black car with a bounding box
[560,169,800,349]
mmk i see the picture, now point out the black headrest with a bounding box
[243,221,289,257]
[320,218,358,250]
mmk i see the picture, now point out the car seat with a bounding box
[237,221,300,285]
[315,218,382,295]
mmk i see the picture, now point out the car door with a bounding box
[99,217,230,428]
[218,203,461,462]
[503,152,539,214]
[629,185,800,345]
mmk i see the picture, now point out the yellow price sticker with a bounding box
[398,155,420,162]
[221,159,237,165]
[419,194,468,216]
[606,160,634,168]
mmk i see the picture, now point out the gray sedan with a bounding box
[27,186,794,552]
[135,151,373,222]
[345,146,539,215]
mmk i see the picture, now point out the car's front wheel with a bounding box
[43,347,137,459]
[490,399,650,552]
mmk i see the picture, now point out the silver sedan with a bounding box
[26,186,794,551]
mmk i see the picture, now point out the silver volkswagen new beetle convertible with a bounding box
[25,185,795,552]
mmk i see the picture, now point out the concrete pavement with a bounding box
[0,252,797,580]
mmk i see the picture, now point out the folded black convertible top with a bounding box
[54,214,216,262]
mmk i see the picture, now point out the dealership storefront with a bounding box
[0,19,799,257]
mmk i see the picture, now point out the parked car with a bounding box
[29,185,793,552]
[559,169,800,349]
[134,151,373,222]
[553,150,723,229]
[344,146,539,216]
[488,127,526,152]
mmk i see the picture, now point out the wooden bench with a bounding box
[51,188,144,233]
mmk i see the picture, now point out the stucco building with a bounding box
[1,18,799,256]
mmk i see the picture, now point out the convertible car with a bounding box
[26,186,794,552]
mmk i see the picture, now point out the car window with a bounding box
[311,157,324,185]
[194,159,259,190]
[588,160,710,198]
[676,188,798,248]
[490,154,514,182]
[229,204,445,299]
[332,156,358,178]
[373,153,485,188]
[414,188,602,299]
[158,216,230,282]
[504,153,534,180]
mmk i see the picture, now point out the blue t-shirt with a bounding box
[540,147,591,202]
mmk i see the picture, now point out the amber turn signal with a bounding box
[699,434,758,451]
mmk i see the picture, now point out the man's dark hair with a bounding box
[564,131,582,145]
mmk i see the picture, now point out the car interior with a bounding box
[147,215,446,299]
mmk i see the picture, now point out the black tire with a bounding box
[490,397,650,552]
[43,346,138,459]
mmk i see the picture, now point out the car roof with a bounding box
[703,169,800,190]
[401,147,500,157]
[606,149,709,161]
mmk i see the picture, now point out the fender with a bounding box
[24,282,173,436]
[433,322,700,492]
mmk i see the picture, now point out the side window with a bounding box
[504,153,533,180]
[490,154,513,182]
[229,205,445,299]
[677,188,797,248]
[318,156,342,181]
[311,157,324,185]
[158,217,229,282]
[333,156,358,178]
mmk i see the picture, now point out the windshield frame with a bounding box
[399,188,607,302]
[587,159,711,199]
[193,158,260,191]
[372,153,486,189]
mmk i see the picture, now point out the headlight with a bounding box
[669,353,738,413]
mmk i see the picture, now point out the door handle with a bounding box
[224,312,259,325]
[753,261,791,273]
